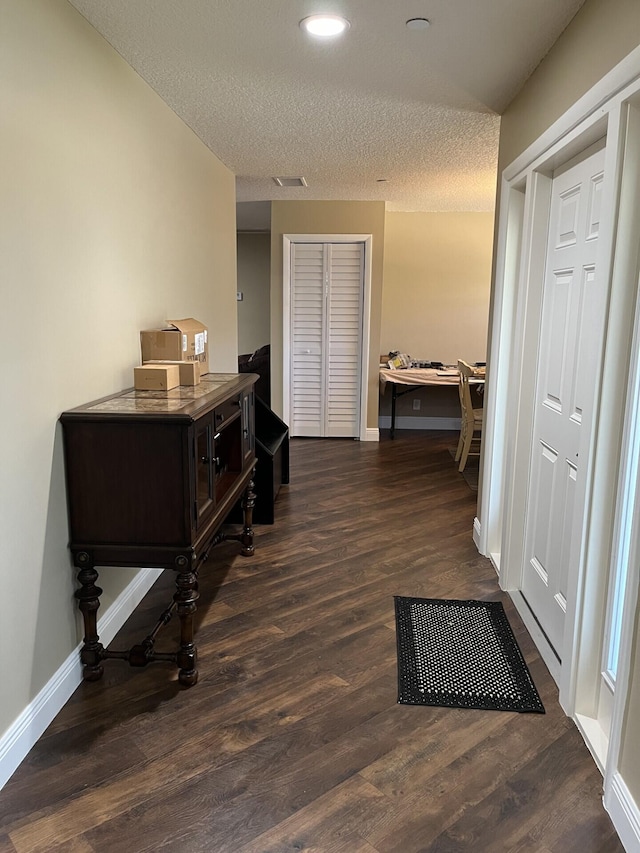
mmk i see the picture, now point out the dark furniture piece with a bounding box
[228,396,289,525]
[60,373,257,687]
[254,397,289,523]
[238,344,270,405]
[252,397,289,523]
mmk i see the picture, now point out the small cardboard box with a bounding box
[144,360,201,386]
[140,318,209,375]
[134,363,180,391]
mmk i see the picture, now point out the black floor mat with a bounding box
[395,596,545,713]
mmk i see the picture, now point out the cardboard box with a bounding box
[140,318,209,375]
[134,364,180,391]
[144,360,201,386]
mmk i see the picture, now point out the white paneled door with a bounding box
[522,145,606,658]
[290,241,364,438]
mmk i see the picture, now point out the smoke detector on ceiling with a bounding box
[406,17,431,30]
[273,177,308,187]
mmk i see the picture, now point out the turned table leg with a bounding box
[73,551,105,681]
[173,555,199,686]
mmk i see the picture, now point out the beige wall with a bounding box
[382,212,493,365]
[380,211,494,424]
[237,232,271,354]
[0,0,238,744]
[270,201,386,429]
[494,0,640,817]
[498,0,640,170]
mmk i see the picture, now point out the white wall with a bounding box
[0,0,238,755]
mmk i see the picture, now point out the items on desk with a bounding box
[385,351,447,370]
[386,351,412,370]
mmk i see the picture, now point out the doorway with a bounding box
[482,84,640,794]
[521,143,607,660]
[477,57,640,846]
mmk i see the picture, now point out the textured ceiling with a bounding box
[68,0,586,222]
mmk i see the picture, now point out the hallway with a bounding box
[0,431,623,852]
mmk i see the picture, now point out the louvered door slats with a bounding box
[326,244,363,437]
[291,244,324,436]
[290,242,363,437]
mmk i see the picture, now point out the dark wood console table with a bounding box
[60,372,258,686]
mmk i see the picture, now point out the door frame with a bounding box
[478,45,640,847]
[282,234,373,442]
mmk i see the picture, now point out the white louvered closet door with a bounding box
[290,242,364,438]
[291,243,325,437]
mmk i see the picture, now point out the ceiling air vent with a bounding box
[273,177,308,187]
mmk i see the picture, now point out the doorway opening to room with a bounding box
[480,71,640,824]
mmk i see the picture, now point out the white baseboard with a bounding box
[574,713,607,775]
[0,639,84,792]
[97,568,163,643]
[489,551,501,576]
[362,427,379,442]
[473,516,482,551]
[0,567,162,791]
[378,415,460,431]
[605,772,640,853]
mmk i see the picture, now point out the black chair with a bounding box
[238,344,270,406]
[229,394,289,525]
[252,397,289,524]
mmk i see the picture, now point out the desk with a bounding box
[379,367,485,438]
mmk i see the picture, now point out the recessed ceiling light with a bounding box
[300,15,350,37]
[406,17,431,30]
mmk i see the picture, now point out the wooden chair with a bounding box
[455,360,484,473]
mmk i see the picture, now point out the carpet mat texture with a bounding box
[395,596,545,713]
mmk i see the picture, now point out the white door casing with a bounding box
[521,144,606,659]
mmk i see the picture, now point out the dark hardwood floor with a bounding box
[0,431,624,853]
